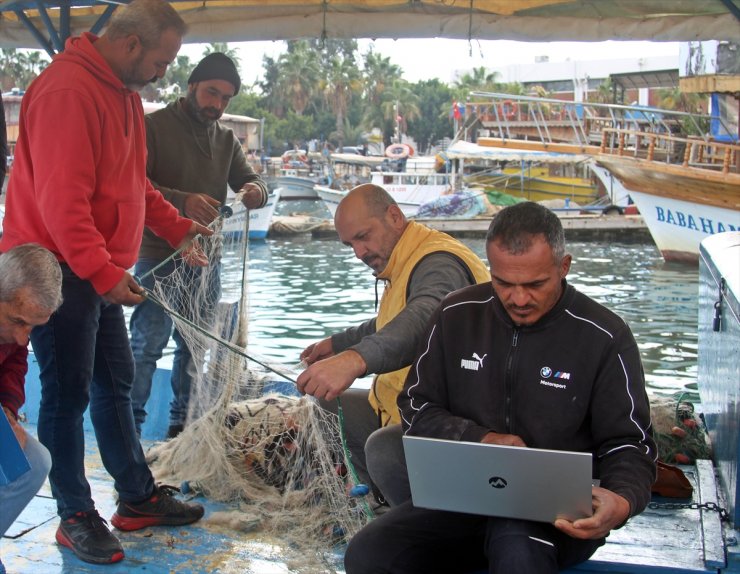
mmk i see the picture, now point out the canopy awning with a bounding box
[610,69,681,91]
[0,1,738,53]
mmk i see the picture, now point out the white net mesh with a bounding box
[139,199,371,567]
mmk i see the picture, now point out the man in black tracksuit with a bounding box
[345,202,657,574]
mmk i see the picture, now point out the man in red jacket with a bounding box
[0,244,62,574]
[0,0,211,565]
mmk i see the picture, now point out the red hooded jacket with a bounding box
[0,33,191,295]
[0,344,28,420]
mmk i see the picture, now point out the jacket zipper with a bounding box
[504,328,519,432]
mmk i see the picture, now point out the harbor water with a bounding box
[226,234,699,398]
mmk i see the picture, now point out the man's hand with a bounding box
[183,194,221,226]
[240,183,265,210]
[295,350,367,401]
[300,337,334,365]
[554,487,630,540]
[177,222,214,267]
[103,271,146,306]
[3,406,27,449]
[480,431,527,447]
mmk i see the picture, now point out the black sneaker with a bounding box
[55,510,124,564]
[110,484,204,531]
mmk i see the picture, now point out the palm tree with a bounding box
[321,55,363,149]
[370,79,420,147]
[0,48,50,90]
[362,49,403,109]
[275,41,321,116]
[454,66,499,93]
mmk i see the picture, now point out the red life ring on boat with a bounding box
[500,100,518,120]
[385,143,413,159]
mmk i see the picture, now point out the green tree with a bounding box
[273,111,315,152]
[406,79,454,154]
[588,78,614,105]
[362,49,403,109]
[454,66,499,93]
[321,54,363,149]
[157,54,193,102]
[377,80,420,147]
[275,40,321,116]
[0,48,50,90]
[358,50,402,145]
[258,54,285,117]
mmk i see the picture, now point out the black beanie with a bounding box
[188,53,241,93]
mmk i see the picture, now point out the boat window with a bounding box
[418,175,429,185]
[402,176,417,185]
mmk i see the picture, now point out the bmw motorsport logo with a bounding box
[540,366,552,378]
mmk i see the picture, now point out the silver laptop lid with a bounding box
[403,435,593,523]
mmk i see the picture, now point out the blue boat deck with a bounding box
[4,362,740,573]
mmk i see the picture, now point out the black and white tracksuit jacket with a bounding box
[399,280,657,517]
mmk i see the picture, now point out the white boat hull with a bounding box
[315,184,423,218]
[223,188,281,239]
[275,175,319,200]
[627,189,740,263]
[315,166,456,218]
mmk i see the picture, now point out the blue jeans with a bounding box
[31,265,154,519]
[129,258,220,434]
[0,433,51,536]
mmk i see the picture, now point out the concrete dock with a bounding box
[271,213,652,243]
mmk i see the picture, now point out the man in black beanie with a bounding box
[129,52,268,439]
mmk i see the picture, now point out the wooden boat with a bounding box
[595,129,740,263]
[473,92,740,261]
[444,140,607,207]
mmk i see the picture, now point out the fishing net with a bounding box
[138,195,371,568]
[650,392,712,465]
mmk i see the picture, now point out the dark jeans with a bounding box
[31,265,154,519]
[129,258,220,433]
[344,500,605,574]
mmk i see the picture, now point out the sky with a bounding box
[180,38,682,88]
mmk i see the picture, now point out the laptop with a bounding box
[403,435,594,523]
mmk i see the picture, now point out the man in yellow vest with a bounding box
[297,183,489,502]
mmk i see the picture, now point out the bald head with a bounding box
[335,184,403,223]
[334,184,407,275]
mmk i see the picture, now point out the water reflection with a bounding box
[237,237,698,397]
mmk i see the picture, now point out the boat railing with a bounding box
[599,127,740,174]
[467,91,737,150]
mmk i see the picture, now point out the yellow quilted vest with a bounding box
[368,221,490,424]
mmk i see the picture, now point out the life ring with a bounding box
[385,143,413,159]
[281,150,308,165]
[500,100,518,120]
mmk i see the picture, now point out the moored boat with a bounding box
[472,92,740,261]
[222,187,282,239]
[315,159,460,218]
[274,172,320,200]
[595,128,740,263]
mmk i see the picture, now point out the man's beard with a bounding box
[185,90,222,126]
[120,53,157,92]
